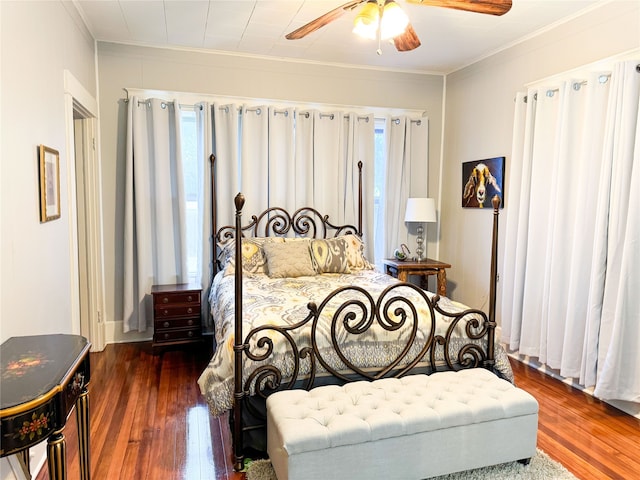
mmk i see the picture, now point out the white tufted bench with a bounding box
[266,368,538,480]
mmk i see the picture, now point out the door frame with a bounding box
[64,70,106,351]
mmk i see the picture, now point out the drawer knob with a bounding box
[188,331,193,337]
[164,333,170,339]
[187,295,193,302]
[187,307,193,314]
[187,319,193,326]
[164,321,170,328]
[163,310,169,316]
[162,297,169,304]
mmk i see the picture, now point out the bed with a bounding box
[197,162,511,471]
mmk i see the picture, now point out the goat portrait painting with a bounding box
[462,157,505,208]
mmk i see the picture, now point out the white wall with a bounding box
[0,0,96,474]
[96,42,445,343]
[1,1,96,339]
[440,0,640,315]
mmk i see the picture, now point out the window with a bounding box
[179,108,200,282]
[373,118,386,265]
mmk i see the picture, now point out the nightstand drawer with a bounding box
[155,316,200,330]
[154,291,200,306]
[154,304,201,318]
[154,327,201,344]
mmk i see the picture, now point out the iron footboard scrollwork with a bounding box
[239,280,496,410]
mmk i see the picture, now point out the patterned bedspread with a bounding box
[197,270,513,417]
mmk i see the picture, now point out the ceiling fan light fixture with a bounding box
[353,1,380,40]
[380,0,409,40]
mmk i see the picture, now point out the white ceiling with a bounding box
[74,0,605,74]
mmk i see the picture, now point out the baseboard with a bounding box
[106,320,152,344]
[508,350,640,419]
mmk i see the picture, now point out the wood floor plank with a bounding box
[34,342,639,480]
[511,360,640,480]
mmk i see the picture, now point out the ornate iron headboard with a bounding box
[211,157,364,275]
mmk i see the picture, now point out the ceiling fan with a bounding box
[285,0,512,53]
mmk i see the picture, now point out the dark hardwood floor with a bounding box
[35,342,639,480]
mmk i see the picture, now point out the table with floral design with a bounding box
[0,334,91,480]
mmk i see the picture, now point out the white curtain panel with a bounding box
[123,97,188,333]
[241,105,269,216]
[295,111,315,208]
[196,102,213,328]
[312,111,345,221]
[589,61,640,401]
[501,91,531,349]
[502,60,640,402]
[268,107,296,212]
[212,103,240,229]
[351,113,375,260]
[561,73,610,377]
[381,117,410,265]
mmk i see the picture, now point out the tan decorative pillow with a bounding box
[311,238,351,274]
[342,234,374,271]
[263,239,317,278]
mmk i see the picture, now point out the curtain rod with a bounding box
[123,87,426,118]
[518,72,618,103]
[392,118,422,126]
[125,97,203,110]
[215,106,371,122]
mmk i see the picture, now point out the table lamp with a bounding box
[404,197,436,262]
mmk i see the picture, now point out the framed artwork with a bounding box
[38,145,61,222]
[462,156,505,208]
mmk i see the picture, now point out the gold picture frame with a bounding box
[38,145,61,222]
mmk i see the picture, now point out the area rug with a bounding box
[245,449,577,480]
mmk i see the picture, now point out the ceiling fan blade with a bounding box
[286,0,366,40]
[394,24,421,52]
[405,0,512,16]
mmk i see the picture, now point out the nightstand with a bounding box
[383,258,451,297]
[151,283,202,349]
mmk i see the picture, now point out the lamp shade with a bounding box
[404,198,437,223]
[353,0,408,41]
[353,1,379,40]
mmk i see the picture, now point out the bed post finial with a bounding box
[235,193,245,212]
[491,195,500,211]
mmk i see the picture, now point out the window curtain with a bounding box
[195,102,213,328]
[241,105,269,216]
[380,116,428,266]
[268,107,296,212]
[350,113,375,261]
[211,107,375,250]
[212,103,240,229]
[123,97,188,333]
[501,60,640,402]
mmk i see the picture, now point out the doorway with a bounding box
[64,70,105,351]
[74,114,91,340]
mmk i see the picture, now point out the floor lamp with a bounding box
[404,198,437,262]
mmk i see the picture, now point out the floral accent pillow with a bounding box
[310,238,351,274]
